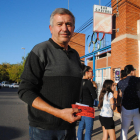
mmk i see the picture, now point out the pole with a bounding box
[99,0,100,5]
[24,49,25,58]
[93,53,95,81]
[68,0,69,10]
[21,48,25,58]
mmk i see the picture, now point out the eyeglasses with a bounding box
[88,71,93,73]
[88,71,93,74]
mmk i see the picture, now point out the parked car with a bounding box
[9,83,19,88]
[0,83,1,89]
[1,81,10,87]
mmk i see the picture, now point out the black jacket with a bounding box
[80,79,97,107]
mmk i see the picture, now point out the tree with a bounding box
[20,56,26,75]
[7,64,23,83]
[7,55,28,83]
[0,54,28,83]
[0,63,11,82]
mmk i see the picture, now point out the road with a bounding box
[0,88,29,140]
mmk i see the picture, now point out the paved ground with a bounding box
[76,107,138,140]
[0,88,138,140]
[0,88,29,140]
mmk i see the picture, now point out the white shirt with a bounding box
[100,92,114,117]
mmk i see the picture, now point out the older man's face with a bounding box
[49,14,75,47]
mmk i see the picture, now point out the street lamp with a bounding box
[21,47,25,58]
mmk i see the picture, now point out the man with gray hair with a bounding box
[18,8,82,140]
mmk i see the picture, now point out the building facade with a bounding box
[85,0,140,111]
[70,0,140,114]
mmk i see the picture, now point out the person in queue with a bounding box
[77,65,97,140]
[98,80,116,140]
[18,8,83,140]
[117,65,140,140]
[116,70,127,113]
[120,70,127,80]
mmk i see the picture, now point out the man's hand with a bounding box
[32,97,81,123]
[59,108,81,123]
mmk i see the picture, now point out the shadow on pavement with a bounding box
[129,134,137,140]
[116,126,137,140]
[94,108,100,112]
[115,119,121,126]
[94,115,99,121]
[128,126,137,140]
[91,126,102,137]
[0,126,26,140]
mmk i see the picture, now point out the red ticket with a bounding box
[72,104,95,118]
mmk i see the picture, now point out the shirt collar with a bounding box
[49,38,71,51]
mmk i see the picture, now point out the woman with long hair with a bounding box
[77,65,97,140]
[98,80,116,140]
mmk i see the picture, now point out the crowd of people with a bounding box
[17,7,140,140]
[97,64,140,140]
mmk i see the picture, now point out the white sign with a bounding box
[114,68,120,83]
[94,5,112,14]
[93,5,112,34]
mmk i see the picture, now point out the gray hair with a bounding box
[50,8,75,26]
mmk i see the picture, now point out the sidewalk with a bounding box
[75,107,138,140]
